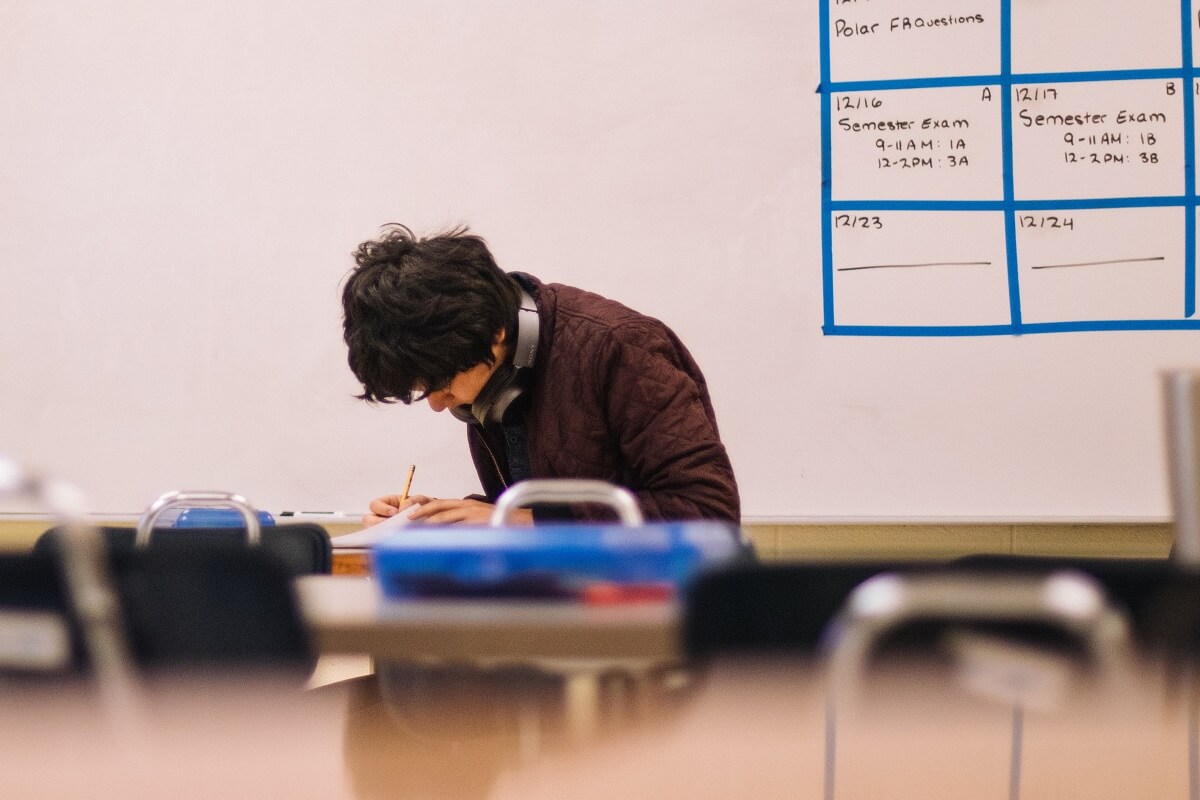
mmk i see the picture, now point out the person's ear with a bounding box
[491,328,507,361]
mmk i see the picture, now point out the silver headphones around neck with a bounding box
[450,288,539,426]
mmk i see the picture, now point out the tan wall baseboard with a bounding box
[0,520,56,552]
[0,520,1174,560]
[741,523,1174,561]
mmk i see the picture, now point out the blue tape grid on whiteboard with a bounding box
[1183,0,1197,317]
[999,3,1020,328]
[820,0,836,332]
[819,0,1200,337]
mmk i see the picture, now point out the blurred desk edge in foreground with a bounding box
[295,575,681,663]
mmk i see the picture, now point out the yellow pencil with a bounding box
[399,464,416,504]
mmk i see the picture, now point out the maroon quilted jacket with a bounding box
[467,275,740,522]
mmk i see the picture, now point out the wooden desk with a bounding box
[296,575,682,665]
[490,664,1193,800]
[0,680,354,799]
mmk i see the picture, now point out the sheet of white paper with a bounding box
[329,508,413,549]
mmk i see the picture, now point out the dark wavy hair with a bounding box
[341,224,521,403]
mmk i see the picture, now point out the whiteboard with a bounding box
[0,0,1197,521]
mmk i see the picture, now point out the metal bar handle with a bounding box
[136,490,262,547]
[1164,369,1200,566]
[824,570,1132,709]
[490,479,644,527]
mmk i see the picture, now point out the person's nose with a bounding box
[427,390,451,412]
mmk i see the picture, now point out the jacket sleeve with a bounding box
[595,321,740,522]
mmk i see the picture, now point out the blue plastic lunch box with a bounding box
[371,521,743,600]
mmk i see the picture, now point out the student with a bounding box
[341,224,740,525]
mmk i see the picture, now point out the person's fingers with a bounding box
[365,494,435,527]
[406,498,496,525]
[406,498,461,520]
[420,505,491,525]
[368,495,402,517]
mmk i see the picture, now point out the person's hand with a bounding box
[362,494,535,527]
[363,493,421,528]
[406,496,534,526]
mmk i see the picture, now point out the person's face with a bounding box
[424,330,508,413]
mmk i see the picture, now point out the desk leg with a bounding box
[518,701,542,765]
[602,671,633,732]
[628,664,700,728]
[1190,694,1198,800]
[564,672,600,744]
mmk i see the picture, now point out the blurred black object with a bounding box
[684,556,1200,665]
[36,523,332,576]
[0,547,314,679]
[683,561,938,660]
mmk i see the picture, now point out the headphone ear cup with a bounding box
[485,383,526,425]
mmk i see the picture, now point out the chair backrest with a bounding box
[36,523,332,576]
[685,557,1179,662]
[114,547,314,673]
[683,561,938,660]
[0,547,314,678]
